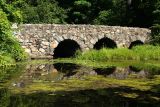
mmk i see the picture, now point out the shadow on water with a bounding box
[0,85,160,107]
[129,65,160,79]
[94,67,116,76]
[53,63,80,77]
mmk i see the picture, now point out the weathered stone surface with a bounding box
[30,46,38,52]
[42,41,49,46]
[50,41,58,48]
[39,48,45,53]
[12,24,151,57]
[25,48,31,54]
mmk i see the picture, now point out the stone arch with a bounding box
[53,39,81,58]
[93,37,117,50]
[129,40,144,49]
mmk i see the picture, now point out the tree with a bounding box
[0,1,27,61]
[153,0,160,24]
[0,0,23,23]
[93,10,112,25]
[24,0,66,23]
[151,0,160,44]
[93,0,127,25]
[68,0,91,24]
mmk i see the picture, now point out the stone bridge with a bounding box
[12,24,151,58]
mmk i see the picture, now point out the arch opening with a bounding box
[93,37,117,50]
[129,40,144,49]
[53,39,81,58]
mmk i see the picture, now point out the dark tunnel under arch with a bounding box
[93,37,117,50]
[129,40,144,49]
[53,39,81,58]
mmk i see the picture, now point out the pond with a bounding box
[0,60,160,107]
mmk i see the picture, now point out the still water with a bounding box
[0,61,160,107]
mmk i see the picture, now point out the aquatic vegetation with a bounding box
[0,61,160,107]
[7,74,160,94]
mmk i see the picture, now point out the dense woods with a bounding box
[0,0,159,27]
[0,0,160,63]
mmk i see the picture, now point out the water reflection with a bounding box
[14,63,160,84]
[0,65,26,83]
[129,66,156,79]
[94,67,116,76]
[0,62,160,107]
[54,63,80,77]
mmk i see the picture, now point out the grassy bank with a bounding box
[76,45,160,61]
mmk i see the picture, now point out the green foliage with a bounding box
[1,0,159,28]
[22,6,39,23]
[22,0,67,24]
[0,54,15,65]
[151,24,160,44]
[132,45,160,60]
[76,48,138,61]
[1,0,158,28]
[93,10,112,25]
[74,0,91,8]
[76,45,160,61]
[0,64,26,82]
[0,0,23,23]
[102,0,127,26]
[69,0,92,24]
[0,10,28,63]
[152,0,160,24]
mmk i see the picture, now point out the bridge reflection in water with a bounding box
[15,63,154,85]
[0,63,160,107]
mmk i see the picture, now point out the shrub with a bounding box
[0,10,28,62]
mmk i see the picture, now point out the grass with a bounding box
[76,45,160,61]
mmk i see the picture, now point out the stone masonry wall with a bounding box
[12,24,151,58]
